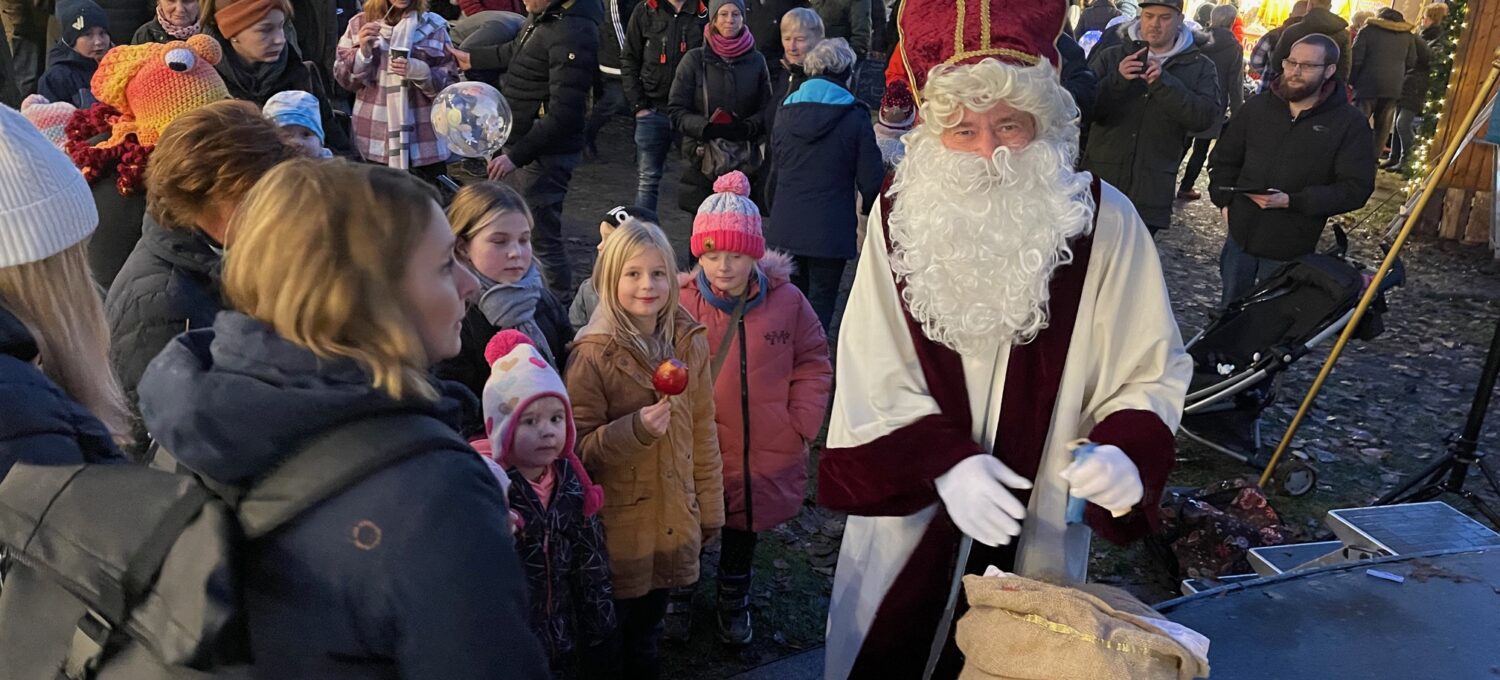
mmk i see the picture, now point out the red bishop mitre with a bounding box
[892,0,1067,105]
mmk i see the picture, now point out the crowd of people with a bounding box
[0,0,1443,677]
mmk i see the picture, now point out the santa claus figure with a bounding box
[816,1,1192,678]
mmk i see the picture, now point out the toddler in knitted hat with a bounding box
[568,204,661,331]
[691,170,765,261]
[264,90,333,158]
[875,79,915,170]
[20,95,78,150]
[478,329,616,670]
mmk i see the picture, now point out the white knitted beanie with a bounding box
[0,103,98,268]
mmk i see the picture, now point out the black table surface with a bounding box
[1157,548,1500,679]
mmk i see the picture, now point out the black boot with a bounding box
[717,569,753,646]
[662,585,695,644]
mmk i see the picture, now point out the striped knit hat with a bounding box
[20,95,77,149]
[0,104,97,268]
[691,171,764,259]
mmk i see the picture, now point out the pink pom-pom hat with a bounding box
[690,170,764,259]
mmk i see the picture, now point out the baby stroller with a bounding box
[1180,226,1404,495]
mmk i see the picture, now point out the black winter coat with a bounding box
[1196,27,1245,139]
[766,77,881,260]
[507,459,616,673]
[105,216,223,459]
[213,42,351,153]
[97,0,151,47]
[668,45,772,209]
[1399,33,1430,111]
[1058,34,1095,129]
[1272,8,1351,83]
[129,19,174,43]
[1077,0,1121,36]
[138,311,548,680]
[1349,18,1416,101]
[1085,34,1218,230]
[745,0,805,67]
[1209,79,1376,260]
[621,0,706,113]
[87,170,147,289]
[0,28,17,108]
[436,293,574,402]
[0,303,125,482]
[473,0,601,167]
[37,43,95,107]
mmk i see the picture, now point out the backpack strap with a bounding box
[236,413,472,540]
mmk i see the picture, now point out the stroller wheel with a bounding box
[1272,460,1318,497]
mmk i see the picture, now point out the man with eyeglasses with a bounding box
[1208,34,1374,307]
[1083,0,1218,236]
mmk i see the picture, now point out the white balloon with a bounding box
[430,81,513,159]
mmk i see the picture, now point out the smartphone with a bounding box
[1129,39,1150,63]
[709,108,734,125]
[1224,187,1279,195]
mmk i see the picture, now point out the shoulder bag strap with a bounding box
[237,412,471,540]
[710,291,749,379]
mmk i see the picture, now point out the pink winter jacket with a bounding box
[679,251,832,532]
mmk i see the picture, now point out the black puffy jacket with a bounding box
[0,303,125,481]
[105,216,223,459]
[97,0,152,47]
[1349,18,1416,101]
[621,0,707,113]
[1085,30,1218,230]
[1209,79,1376,260]
[472,0,602,167]
[435,294,574,402]
[667,45,772,209]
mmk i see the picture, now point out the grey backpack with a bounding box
[0,413,471,680]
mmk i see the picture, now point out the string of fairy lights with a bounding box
[1402,0,1470,197]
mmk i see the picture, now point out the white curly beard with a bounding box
[886,126,1096,357]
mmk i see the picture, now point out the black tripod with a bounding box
[1377,310,1500,528]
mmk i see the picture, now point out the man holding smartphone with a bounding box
[1083,0,1218,236]
[1209,35,1374,307]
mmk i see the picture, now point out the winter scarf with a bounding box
[476,263,558,365]
[695,266,768,315]
[705,23,754,59]
[216,45,290,102]
[155,5,201,39]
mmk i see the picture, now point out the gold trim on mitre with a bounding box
[898,0,1069,106]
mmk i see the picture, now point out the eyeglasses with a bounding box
[1282,59,1330,72]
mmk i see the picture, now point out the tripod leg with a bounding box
[1455,490,1500,529]
[1377,452,1452,506]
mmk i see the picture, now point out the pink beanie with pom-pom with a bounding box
[480,329,605,516]
[691,170,764,259]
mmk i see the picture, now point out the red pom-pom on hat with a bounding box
[712,170,751,197]
[484,329,536,365]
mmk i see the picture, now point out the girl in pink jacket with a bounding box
[678,171,832,647]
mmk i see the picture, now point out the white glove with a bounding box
[1058,444,1142,517]
[401,57,431,83]
[935,455,1032,547]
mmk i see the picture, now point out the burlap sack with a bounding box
[955,574,1211,680]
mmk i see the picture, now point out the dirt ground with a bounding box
[546,116,1500,678]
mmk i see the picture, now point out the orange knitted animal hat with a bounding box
[89,35,230,148]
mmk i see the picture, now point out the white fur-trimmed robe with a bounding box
[818,179,1191,680]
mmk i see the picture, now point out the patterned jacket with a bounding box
[333,11,458,167]
[507,458,617,674]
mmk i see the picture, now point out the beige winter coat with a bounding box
[565,310,725,599]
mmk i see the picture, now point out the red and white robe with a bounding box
[818,177,1191,680]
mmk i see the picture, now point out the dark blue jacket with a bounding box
[37,43,96,108]
[0,303,124,480]
[106,216,224,459]
[138,311,549,680]
[766,77,883,260]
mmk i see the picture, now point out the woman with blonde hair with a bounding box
[436,181,574,400]
[107,99,302,460]
[565,218,723,673]
[136,158,548,679]
[0,104,129,479]
[334,0,458,179]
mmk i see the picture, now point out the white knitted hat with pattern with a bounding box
[0,103,97,268]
